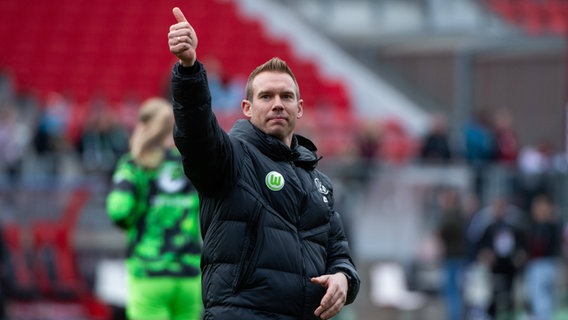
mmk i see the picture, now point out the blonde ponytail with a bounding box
[130,97,174,169]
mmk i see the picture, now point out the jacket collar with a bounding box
[229,119,320,170]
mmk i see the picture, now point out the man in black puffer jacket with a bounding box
[167,7,360,320]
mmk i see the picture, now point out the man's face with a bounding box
[242,71,303,146]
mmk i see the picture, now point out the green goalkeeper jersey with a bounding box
[106,148,201,278]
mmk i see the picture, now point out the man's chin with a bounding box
[265,127,287,140]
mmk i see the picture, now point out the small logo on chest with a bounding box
[314,177,330,204]
[265,171,285,191]
[314,177,329,195]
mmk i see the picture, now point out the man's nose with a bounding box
[272,96,284,109]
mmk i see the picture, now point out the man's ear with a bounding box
[242,99,252,118]
[297,99,304,119]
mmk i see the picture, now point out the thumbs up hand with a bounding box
[168,7,198,67]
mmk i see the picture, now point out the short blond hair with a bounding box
[245,57,299,101]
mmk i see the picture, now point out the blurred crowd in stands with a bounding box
[0,57,249,190]
[1,60,568,319]
[432,182,565,319]
[1,62,566,200]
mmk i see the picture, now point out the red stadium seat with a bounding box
[1,223,38,300]
[485,0,568,35]
[30,221,87,301]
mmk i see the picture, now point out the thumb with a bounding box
[172,7,187,22]
[311,275,329,286]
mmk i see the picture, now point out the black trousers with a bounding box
[488,271,516,319]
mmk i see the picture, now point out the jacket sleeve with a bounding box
[326,210,361,305]
[106,156,139,229]
[171,61,239,196]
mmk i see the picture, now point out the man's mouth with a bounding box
[268,116,287,122]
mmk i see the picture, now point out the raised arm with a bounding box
[167,7,240,196]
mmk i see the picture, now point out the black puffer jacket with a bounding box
[172,61,360,320]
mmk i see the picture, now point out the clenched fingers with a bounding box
[311,274,348,319]
[167,7,198,60]
[314,288,346,319]
[168,23,195,48]
[168,32,193,52]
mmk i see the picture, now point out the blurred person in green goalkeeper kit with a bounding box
[106,97,202,320]
[167,6,360,320]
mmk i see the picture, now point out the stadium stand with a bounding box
[0,0,360,159]
[484,0,568,35]
[0,0,352,112]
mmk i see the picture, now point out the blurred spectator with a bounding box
[517,141,554,211]
[462,192,492,319]
[356,120,381,162]
[491,108,520,201]
[463,192,483,265]
[525,194,561,320]
[354,119,381,181]
[35,92,73,149]
[436,188,466,320]
[75,98,129,181]
[0,103,32,185]
[32,92,73,173]
[465,193,511,314]
[477,194,527,320]
[202,56,244,113]
[464,110,497,200]
[419,113,453,164]
[492,108,519,166]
